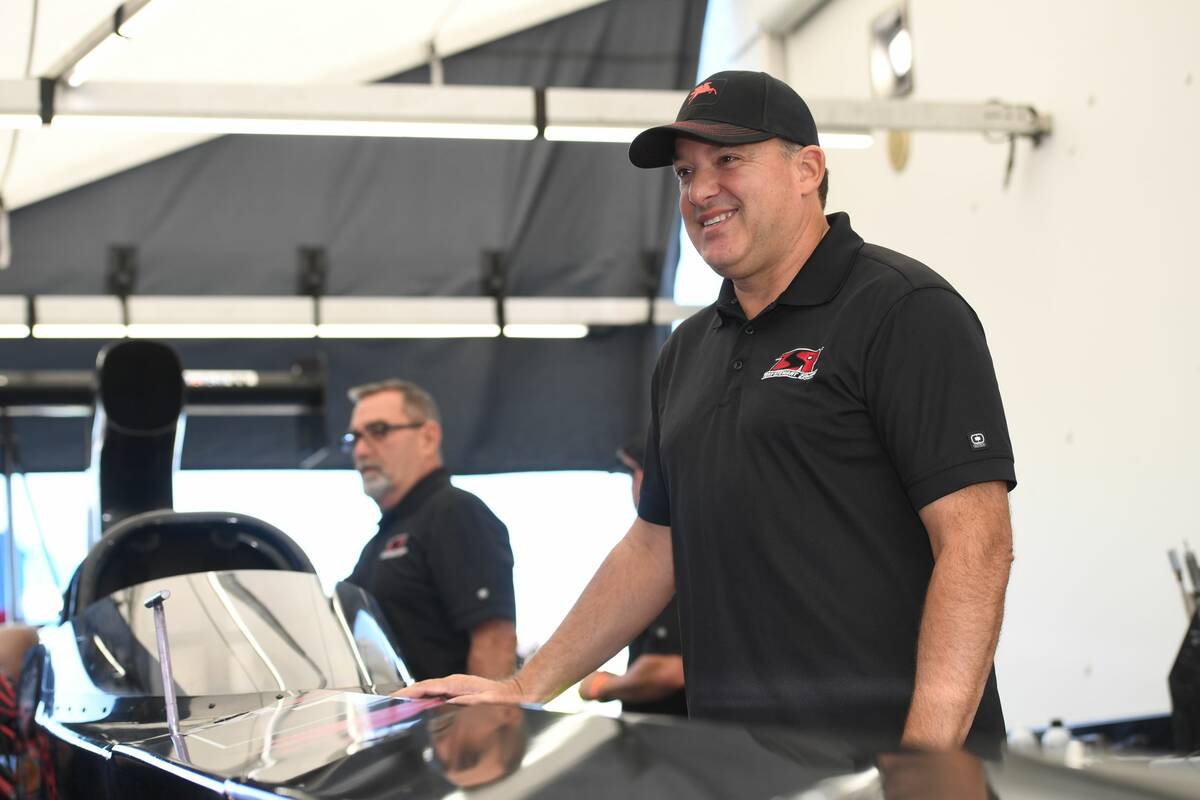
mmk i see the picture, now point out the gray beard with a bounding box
[360,472,393,503]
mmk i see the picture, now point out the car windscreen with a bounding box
[65,570,368,697]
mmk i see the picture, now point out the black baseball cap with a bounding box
[628,71,820,169]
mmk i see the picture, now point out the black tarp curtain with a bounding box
[0,0,707,473]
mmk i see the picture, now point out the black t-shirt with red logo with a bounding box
[347,468,515,682]
[638,212,1015,755]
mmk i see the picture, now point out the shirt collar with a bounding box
[379,466,451,527]
[712,212,863,326]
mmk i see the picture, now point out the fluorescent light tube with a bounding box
[52,115,538,140]
[502,324,589,339]
[183,370,260,387]
[125,323,318,338]
[0,324,30,338]
[65,35,126,88]
[317,323,501,339]
[544,125,645,143]
[53,82,539,140]
[32,324,128,339]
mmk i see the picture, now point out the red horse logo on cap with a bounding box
[762,347,823,381]
[687,81,719,104]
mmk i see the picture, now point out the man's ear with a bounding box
[422,419,443,455]
[797,144,826,196]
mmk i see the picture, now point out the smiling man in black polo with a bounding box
[400,72,1015,757]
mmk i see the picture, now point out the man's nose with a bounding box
[353,435,372,460]
[686,167,719,208]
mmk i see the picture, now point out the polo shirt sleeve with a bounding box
[424,495,516,632]
[637,360,671,526]
[864,287,1017,511]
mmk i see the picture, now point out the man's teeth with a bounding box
[702,211,735,227]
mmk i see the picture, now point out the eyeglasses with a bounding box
[341,420,424,452]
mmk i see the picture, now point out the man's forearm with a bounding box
[517,518,675,703]
[467,619,517,679]
[903,549,1008,748]
[904,482,1012,750]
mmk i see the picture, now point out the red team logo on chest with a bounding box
[379,533,409,560]
[762,347,823,381]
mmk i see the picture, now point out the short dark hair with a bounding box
[347,378,442,425]
[779,139,829,209]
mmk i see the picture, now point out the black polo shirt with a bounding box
[623,595,688,717]
[638,212,1015,753]
[347,468,515,682]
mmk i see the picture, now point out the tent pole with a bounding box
[1,409,17,622]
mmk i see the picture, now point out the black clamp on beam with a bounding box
[297,245,328,326]
[482,250,508,337]
[534,88,547,140]
[38,78,54,125]
[107,244,138,326]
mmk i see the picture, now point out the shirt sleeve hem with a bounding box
[906,457,1017,511]
[451,607,516,634]
[638,508,670,527]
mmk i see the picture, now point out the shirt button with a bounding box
[732,359,743,370]
[744,325,754,335]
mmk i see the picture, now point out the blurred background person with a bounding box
[344,379,516,680]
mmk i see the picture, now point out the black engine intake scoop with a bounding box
[93,340,185,533]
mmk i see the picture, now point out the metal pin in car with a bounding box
[144,589,190,762]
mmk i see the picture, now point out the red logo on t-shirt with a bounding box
[762,347,823,381]
[379,533,409,560]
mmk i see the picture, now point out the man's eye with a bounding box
[674,167,691,179]
[719,154,739,164]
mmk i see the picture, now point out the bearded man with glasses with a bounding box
[343,379,516,681]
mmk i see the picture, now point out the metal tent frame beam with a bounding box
[0,80,1054,142]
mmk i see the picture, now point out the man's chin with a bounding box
[688,247,741,277]
[360,475,393,503]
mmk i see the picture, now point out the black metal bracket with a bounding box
[482,250,508,336]
[38,78,54,125]
[534,88,547,140]
[107,245,138,326]
[297,246,328,326]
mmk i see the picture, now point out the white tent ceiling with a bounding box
[0,0,608,209]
